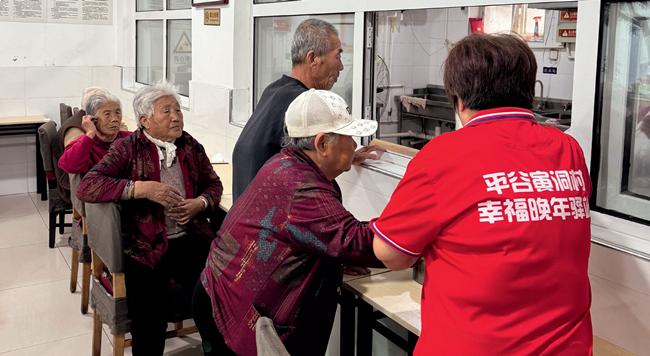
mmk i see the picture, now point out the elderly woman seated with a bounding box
[58,87,130,174]
[193,89,384,356]
[77,82,223,355]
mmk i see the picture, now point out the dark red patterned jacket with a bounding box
[201,147,382,356]
[77,129,222,268]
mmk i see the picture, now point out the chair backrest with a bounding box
[60,103,73,125]
[255,317,290,356]
[86,202,124,273]
[39,120,72,203]
[37,121,58,174]
[68,173,85,217]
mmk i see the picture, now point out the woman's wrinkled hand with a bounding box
[168,198,204,225]
[134,181,183,208]
[81,115,97,139]
[352,145,386,165]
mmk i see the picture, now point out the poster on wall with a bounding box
[0,0,13,20]
[0,0,111,25]
[6,0,47,22]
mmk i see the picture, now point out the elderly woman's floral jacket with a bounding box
[77,129,223,268]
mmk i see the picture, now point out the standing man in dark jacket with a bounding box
[232,18,344,200]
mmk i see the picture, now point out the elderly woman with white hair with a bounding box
[58,87,130,174]
[77,82,223,355]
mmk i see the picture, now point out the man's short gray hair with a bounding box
[82,87,121,116]
[291,19,339,66]
[133,81,181,128]
[281,132,338,150]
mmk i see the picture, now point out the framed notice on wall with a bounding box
[192,0,228,6]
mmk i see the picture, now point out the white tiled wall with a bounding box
[112,79,241,163]
[376,8,469,97]
[375,7,575,104]
[533,47,575,100]
[0,65,123,195]
[0,136,32,195]
[186,80,231,161]
[0,69,25,100]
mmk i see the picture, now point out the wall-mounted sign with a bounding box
[558,28,576,38]
[192,0,228,6]
[204,8,220,26]
[559,10,578,22]
[0,0,112,25]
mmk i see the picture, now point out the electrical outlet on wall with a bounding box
[549,49,560,61]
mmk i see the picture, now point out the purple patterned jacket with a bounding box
[77,129,223,268]
[201,147,382,356]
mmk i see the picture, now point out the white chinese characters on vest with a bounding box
[478,170,589,224]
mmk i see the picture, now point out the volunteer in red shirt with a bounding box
[371,34,593,355]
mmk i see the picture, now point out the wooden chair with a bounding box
[85,202,198,356]
[68,173,91,314]
[37,121,72,248]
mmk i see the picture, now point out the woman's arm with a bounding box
[58,134,94,174]
[167,139,223,225]
[286,188,384,268]
[76,139,132,203]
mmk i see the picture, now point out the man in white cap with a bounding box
[193,89,383,356]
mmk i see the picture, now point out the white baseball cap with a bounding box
[285,89,378,138]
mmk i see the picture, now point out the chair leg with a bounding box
[49,212,56,248]
[81,261,91,314]
[113,334,125,356]
[70,249,79,293]
[92,312,102,356]
[58,212,65,234]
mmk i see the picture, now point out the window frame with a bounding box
[131,2,192,108]
[590,0,650,260]
[238,12,357,128]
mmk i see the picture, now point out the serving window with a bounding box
[364,4,576,150]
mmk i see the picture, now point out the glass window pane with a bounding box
[254,0,299,3]
[167,0,191,10]
[136,20,164,86]
[595,1,650,222]
[254,14,355,108]
[483,5,545,42]
[167,19,192,96]
[137,0,163,11]
[483,5,514,33]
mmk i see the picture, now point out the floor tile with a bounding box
[59,245,74,269]
[0,280,94,353]
[0,212,48,249]
[0,332,112,356]
[0,194,41,222]
[28,192,48,221]
[99,324,202,355]
[0,242,69,291]
[591,275,650,355]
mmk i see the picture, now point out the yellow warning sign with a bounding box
[174,33,192,53]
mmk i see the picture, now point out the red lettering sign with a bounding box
[558,29,577,38]
[560,10,578,22]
